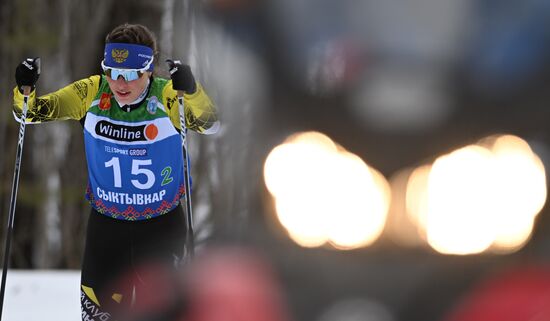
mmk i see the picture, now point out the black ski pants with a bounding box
[80,206,187,321]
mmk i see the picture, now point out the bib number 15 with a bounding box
[105,157,172,190]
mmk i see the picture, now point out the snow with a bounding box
[2,270,80,321]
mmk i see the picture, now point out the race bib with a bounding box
[84,112,184,220]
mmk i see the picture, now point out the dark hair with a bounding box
[105,23,159,60]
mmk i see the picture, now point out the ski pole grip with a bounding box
[21,86,31,96]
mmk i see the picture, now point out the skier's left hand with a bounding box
[166,59,196,94]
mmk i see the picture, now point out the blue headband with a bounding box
[103,43,154,71]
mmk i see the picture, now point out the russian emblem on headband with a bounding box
[111,49,129,63]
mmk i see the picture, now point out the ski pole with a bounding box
[0,78,36,319]
[177,92,195,259]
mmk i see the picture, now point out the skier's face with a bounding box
[106,71,151,105]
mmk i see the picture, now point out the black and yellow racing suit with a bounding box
[13,75,218,320]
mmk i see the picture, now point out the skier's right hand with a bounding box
[15,57,40,94]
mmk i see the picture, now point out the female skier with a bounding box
[13,23,218,320]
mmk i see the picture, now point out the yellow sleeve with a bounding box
[12,75,101,123]
[162,81,220,135]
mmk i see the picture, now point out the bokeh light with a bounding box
[266,132,546,254]
[483,135,547,252]
[426,145,498,255]
[264,131,391,250]
[395,134,547,255]
[405,164,432,239]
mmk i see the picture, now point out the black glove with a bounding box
[15,57,41,93]
[166,59,197,94]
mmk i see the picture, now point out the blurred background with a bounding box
[2,0,550,320]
